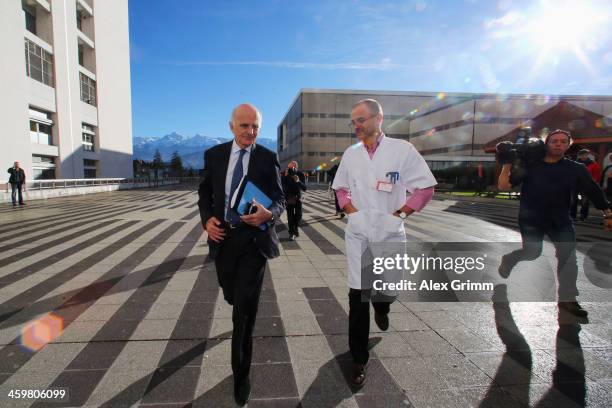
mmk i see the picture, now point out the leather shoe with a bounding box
[234,378,251,406]
[351,363,367,387]
[374,312,389,331]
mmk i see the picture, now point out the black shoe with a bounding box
[12,203,17,207]
[374,312,389,331]
[340,213,345,219]
[19,202,25,206]
[295,231,300,237]
[351,363,367,387]
[289,234,295,241]
[559,301,588,318]
[234,378,251,406]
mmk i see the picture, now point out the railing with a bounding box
[2,177,201,192]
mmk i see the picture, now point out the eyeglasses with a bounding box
[348,114,377,129]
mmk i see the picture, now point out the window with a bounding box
[80,72,96,105]
[24,39,54,86]
[83,159,98,178]
[30,121,52,145]
[78,44,84,66]
[24,5,36,34]
[32,155,56,180]
[82,123,95,151]
[76,9,83,31]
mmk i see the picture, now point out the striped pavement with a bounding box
[0,184,610,407]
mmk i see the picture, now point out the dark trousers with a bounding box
[214,228,267,388]
[570,192,589,220]
[11,183,24,205]
[503,222,578,300]
[348,289,392,365]
[286,201,302,235]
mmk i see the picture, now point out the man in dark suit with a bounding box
[197,103,285,406]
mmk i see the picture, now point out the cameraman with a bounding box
[497,129,612,317]
[282,161,307,240]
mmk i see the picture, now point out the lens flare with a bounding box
[21,314,64,351]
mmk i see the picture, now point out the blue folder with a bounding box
[230,176,273,230]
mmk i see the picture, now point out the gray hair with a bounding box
[353,99,383,117]
[230,103,262,124]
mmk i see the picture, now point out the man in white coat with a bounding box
[332,99,437,386]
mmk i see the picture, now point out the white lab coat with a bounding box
[332,135,437,289]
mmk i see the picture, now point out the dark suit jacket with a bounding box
[197,141,285,260]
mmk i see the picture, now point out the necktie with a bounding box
[226,149,247,225]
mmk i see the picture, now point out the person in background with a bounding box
[601,151,612,201]
[282,160,306,240]
[571,149,601,221]
[328,163,344,218]
[7,161,26,207]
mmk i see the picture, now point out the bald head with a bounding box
[230,103,262,125]
[229,103,262,149]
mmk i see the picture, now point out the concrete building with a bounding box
[278,89,612,184]
[0,0,133,181]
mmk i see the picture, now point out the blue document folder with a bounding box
[230,176,273,230]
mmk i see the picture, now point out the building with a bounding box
[277,89,612,185]
[1,0,133,181]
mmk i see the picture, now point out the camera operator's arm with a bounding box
[577,166,612,231]
[294,172,307,191]
[498,164,513,191]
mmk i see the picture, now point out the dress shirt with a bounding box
[224,140,253,219]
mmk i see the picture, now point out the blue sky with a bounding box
[129,0,612,141]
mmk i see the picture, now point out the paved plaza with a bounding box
[0,184,610,407]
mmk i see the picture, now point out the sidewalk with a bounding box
[0,186,609,407]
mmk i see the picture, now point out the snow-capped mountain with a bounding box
[133,132,277,169]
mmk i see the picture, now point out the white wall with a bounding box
[0,1,32,181]
[95,0,134,178]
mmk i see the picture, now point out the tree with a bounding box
[170,151,184,176]
[152,149,164,182]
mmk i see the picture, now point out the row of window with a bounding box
[301,112,409,120]
[30,156,98,180]
[24,39,98,107]
[29,109,97,153]
[306,152,342,157]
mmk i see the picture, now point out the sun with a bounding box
[526,1,602,52]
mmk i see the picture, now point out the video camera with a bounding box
[495,127,546,166]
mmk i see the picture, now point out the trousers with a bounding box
[214,227,267,387]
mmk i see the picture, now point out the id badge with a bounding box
[376,181,393,193]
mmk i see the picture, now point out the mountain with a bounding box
[133,132,277,169]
